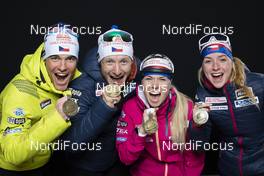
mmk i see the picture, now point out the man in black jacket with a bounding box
[52,26,140,176]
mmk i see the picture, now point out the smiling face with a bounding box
[100,55,133,85]
[141,75,171,108]
[45,54,77,91]
[202,53,233,89]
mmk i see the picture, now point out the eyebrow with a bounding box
[120,58,130,61]
[204,54,227,60]
[65,56,77,59]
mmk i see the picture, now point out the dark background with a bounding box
[1,0,261,174]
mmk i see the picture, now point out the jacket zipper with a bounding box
[155,131,162,161]
[224,86,243,176]
[164,163,168,176]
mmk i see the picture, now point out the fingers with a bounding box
[112,96,121,104]
[102,91,121,108]
[143,108,158,123]
[56,96,69,121]
[195,102,211,112]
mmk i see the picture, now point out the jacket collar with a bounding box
[202,76,234,94]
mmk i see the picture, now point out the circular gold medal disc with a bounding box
[63,99,79,117]
[143,115,158,135]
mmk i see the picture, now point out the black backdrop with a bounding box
[1,0,261,174]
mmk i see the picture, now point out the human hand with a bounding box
[56,96,70,121]
[193,102,211,125]
[142,108,159,135]
[102,84,122,108]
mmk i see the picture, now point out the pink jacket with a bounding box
[116,86,205,176]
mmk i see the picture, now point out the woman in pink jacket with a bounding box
[116,54,205,176]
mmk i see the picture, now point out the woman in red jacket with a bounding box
[116,54,204,176]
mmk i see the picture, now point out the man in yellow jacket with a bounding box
[0,23,81,175]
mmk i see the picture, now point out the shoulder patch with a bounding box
[12,79,39,98]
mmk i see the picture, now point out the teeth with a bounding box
[111,77,123,80]
[56,73,67,76]
[212,73,222,76]
[150,92,160,95]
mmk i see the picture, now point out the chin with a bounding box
[211,81,225,89]
[54,84,68,91]
[149,102,161,108]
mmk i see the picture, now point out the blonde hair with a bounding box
[198,57,254,98]
[170,86,191,146]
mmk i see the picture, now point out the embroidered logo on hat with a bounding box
[199,33,233,59]
[59,46,70,52]
[112,47,123,52]
[97,27,134,62]
[42,23,79,60]
[140,54,174,73]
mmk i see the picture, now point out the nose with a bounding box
[212,60,220,71]
[152,78,160,90]
[112,63,122,76]
[58,60,67,72]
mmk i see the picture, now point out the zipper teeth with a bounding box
[224,87,238,133]
[155,131,162,161]
[164,163,168,176]
[238,137,243,176]
[224,87,243,176]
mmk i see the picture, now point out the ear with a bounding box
[127,57,137,82]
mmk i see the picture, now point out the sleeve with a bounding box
[116,104,146,165]
[60,87,118,151]
[184,100,205,176]
[0,85,70,166]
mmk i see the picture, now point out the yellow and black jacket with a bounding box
[0,43,81,171]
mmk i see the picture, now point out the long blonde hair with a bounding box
[170,86,191,145]
[198,57,254,98]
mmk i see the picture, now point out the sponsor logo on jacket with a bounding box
[40,99,51,109]
[7,117,26,125]
[13,108,25,117]
[235,87,253,100]
[69,88,82,97]
[234,96,259,108]
[4,127,22,136]
[117,128,128,134]
[205,97,227,104]
[117,120,128,127]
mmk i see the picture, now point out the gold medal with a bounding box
[62,98,79,117]
[143,118,158,134]
[143,109,158,134]
[194,108,209,125]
